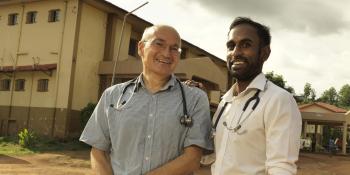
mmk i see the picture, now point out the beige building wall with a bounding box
[1,0,228,138]
[0,4,22,66]
[0,0,80,137]
[113,19,132,61]
[53,0,79,109]
[186,51,200,58]
[0,76,12,106]
[29,71,57,107]
[71,2,107,110]
[17,1,65,66]
[176,57,227,92]
[0,0,79,109]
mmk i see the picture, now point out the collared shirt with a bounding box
[211,73,302,175]
[80,74,213,175]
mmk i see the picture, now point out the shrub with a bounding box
[81,102,96,128]
[18,128,37,148]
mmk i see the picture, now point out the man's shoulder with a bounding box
[180,82,208,98]
[264,81,297,105]
[267,81,293,97]
[103,80,133,95]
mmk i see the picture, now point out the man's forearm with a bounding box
[146,146,203,175]
[91,147,113,175]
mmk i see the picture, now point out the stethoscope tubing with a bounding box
[110,77,192,127]
[212,80,268,136]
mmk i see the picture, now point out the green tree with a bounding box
[303,82,316,103]
[319,87,338,105]
[80,103,96,128]
[265,71,295,94]
[338,84,350,109]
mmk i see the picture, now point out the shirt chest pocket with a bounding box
[107,95,147,136]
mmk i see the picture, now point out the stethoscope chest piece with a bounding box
[180,114,193,127]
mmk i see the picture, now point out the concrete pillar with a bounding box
[312,124,318,152]
[316,124,319,151]
[342,122,347,155]
[303,121,308,138]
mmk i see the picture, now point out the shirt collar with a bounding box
[138,73,176,91]
[245,73,267,92]
[222,73,267,102]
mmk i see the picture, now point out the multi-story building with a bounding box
[0,0,229,138]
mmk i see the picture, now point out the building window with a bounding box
[26,11,37,24]
[37,79,49,92]
[0,79,11,91]
[15,79,25,91]
[180,48,187,59]
[48,9,60,22]
[8,13,18,26]
[128,38,138,57]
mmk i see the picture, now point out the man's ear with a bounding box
[138,41,145,58]
[260,45,271,62]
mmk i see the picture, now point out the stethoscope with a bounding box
[109,76,193,127]
[211,80,268,138]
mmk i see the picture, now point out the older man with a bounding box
[80,25,213,175]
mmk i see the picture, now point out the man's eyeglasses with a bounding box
[144,39,182,56]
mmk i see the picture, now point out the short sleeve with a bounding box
[79,89,111,151]
[184,90,214,152]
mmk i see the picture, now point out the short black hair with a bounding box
[229,17,271,46]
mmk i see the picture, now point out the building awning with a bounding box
[0,64,57,73]
[302,112,347,125]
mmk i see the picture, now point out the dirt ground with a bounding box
[0,151,93,175]
[1,151,350,175]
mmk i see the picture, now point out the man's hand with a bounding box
[91,147,113,175]
[146,146,203,175]
[184,80,205,91]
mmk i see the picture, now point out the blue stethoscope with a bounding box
[211,80,268,137]
[109,77,193,127]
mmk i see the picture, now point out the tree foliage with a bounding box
[80,103,96,128]
[262,72,349,109]
[318,87,339,105]
[265,71,295,94]
[303,82,316,103]
[338,84,350,108]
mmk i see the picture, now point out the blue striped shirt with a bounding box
[80,74,213,174]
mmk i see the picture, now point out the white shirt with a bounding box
[211,73,302,175]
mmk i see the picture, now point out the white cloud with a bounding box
[106,0,350,97]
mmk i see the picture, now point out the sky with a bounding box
[106,0,350,97]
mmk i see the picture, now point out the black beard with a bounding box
[227,56,262,82]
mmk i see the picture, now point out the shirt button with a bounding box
[147,135,151,139]
[149,114,153,117]
[145,157,149,160]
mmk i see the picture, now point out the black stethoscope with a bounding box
[211,80,268,138]
[109,77,193,127]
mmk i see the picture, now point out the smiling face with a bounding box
[138,25,181,79]
[226,24,270,82]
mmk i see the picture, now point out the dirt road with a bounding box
[0,151,92,175]
[1,151,350,175]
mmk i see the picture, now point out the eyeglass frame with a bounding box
[142,38,182,56]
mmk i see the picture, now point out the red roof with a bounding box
[299,102,347,113]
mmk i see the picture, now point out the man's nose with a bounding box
[160,46,172,57]
[227,47,242,61]
[232,46,243,58]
